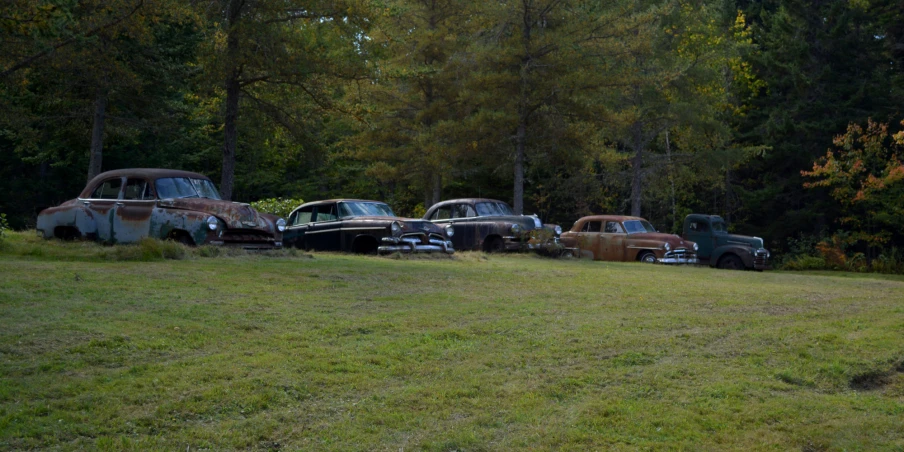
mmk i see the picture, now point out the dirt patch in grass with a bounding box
[849,361,904,391]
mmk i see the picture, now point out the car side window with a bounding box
[604,221,624,233]
[581,221,602,232]
[123,178,152,200]
[294,207,313,225]
[452,204,476,218]
[431,206,452,220]
[690,221,708,232]
[314,204,337,222]
[90,178,123,199]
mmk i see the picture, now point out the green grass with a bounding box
[1,232,903,450]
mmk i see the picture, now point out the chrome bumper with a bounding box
[378,237,454,254]
[657,257,699,264]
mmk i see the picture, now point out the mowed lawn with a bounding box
[1,239,903,450]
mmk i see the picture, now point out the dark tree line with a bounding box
[2,0,903,263]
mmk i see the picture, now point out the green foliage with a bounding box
[0,213,8,239]
[781,255,827,271]
[249,197,304,219]
[802,118,904,250]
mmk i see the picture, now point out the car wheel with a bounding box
[638,251,657,263]
[718,254,744,270]
[169,231,195,246]
[485,236,504,253]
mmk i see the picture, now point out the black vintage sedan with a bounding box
[283,199,454,254]
[424,198,563,253]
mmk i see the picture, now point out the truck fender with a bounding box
[711,245,755,268]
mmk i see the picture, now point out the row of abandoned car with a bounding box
[35,168,770,270]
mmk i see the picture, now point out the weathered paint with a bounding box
[682,214,770,270]
[423,198,563,253]
[36,169,282,249]
[561,215,698,264]
[284,200,453,254]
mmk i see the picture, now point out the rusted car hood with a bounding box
[629,232,693,247]
[470,215,539,229]
[159,198,267,230]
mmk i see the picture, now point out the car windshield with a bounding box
[155,177,222,200]
[338,201,395,217]
[712,221,727,233]
[623,220,657,234]
[475,202,514,216]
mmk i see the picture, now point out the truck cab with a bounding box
[682,214,770,270]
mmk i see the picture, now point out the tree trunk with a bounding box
[666,130,676,231]
[630,123,644,217]
[431,172,442,207]
[220,0,243,201]
[221,74,239,200]
[87,86,107,181]
[513,121,526,215]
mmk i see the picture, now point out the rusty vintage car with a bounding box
[560,215,698,264]
[36,168,285,248]
[284,199,454,254]
[423,198,563,252]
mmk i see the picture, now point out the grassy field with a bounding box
[1,232,903,450]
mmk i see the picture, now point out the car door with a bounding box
[82,177,123,242]
[113,177,155,242]
[601,221,627,261]
[284,206,313,249]
[305,203,342,251]
[451,203,479,250]
[685,219,713,259]
[578,220,603,259]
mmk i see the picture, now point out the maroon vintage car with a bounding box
[36,169,285,248]
[560,215,698,264]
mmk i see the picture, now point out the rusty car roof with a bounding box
[575,215,647,222]
[81,168,212,197]
[426,198,513,212]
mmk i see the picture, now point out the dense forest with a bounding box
[1,0,903,269]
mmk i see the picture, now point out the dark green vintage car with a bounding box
[682,214,770,270]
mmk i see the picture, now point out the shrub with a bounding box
[0,213,8,240]
[250,198,304,219]
[781,255,827,271]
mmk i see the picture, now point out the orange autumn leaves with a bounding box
[802,118,904,247]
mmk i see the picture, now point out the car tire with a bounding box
[638,251,657,264]
[169,231,195,247]
[718,254,744,270]
[485,236,504,253]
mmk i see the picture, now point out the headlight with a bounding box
[391,221,402,235]
[511,224,522,235]
[207,216,218,231]
[663,242,671,251]
[693,242,698,251]
[444,224,454,237]
[554,225,562,236]
[276,218,286,232]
